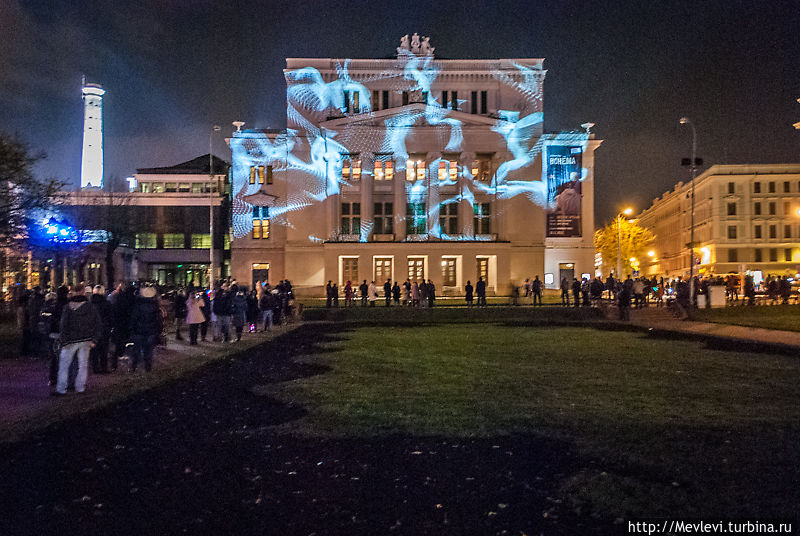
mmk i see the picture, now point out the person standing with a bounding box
[200,289,211,341]
[560,277,570,306]
[325,281,334,308]
[411,281,420,307]
[55,283,101,395]
[173,289,187,341]
[213,284,233,342]
[392,281,401,305]
[368,281,377,307]
[231,286,247,342]
[90,285,112,373]
[359,280,368,307]
[531,276,542,306]
[332,282,339,308]
[476,277,486,307]
[427,279,436,307]
[129,286,162,373]
[571,278,581,308]
[384,279,392,307]
[465,280,474,306]
[344,280,354,307]
[186,291,206,345]
[109,283,134,371]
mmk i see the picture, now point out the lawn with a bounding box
[259,324,800,519]
[693,304,800,332]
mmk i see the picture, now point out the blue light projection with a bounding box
[230,46,592,240]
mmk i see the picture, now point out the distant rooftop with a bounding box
[136,154,230,175]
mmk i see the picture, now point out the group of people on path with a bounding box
[12,278,295,396]
[327,278,443,308]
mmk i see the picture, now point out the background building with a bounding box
[228,35,601,294]
[638,164,800,280]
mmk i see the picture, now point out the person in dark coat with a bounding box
[200,290,211,341]
[90,285,113,373]
[232,286,248,341]
[55,283,102,394]
[617,283,631,321]
[173,289,187,341]
[129,286,163,372]
[213,284,233,342]
[571,278,581,308]
[476,277,487,307]
[109,283,135,371]
[465,280,474,306]
[246,289,259,331]
[325,281,334,308]
[359,280,368,307]
[427,279,436,307]
[392,281,401,305]
[384,279,392,307]
[560,277,570,306]
[42,287,67,389]
[531,276,542,306]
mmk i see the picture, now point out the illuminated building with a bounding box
[229,35,602,293]
[40,155,230,288]
[80,80,105,189]
[638,164,800,279]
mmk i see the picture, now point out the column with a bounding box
[459,152,475,237]
[394,158,407,241]
[426,152,441,237]
[360,153,374,242]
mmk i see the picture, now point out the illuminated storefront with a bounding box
[229,35,602,293]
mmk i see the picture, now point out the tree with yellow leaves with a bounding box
[593,216,655,277]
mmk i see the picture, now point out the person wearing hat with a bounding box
[128,285,163,372]
[54,283,102,395]
[90,285,113,373]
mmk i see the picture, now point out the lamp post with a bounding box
[209,125,221,287]
[616,207,633,280]
[679,117,697,307]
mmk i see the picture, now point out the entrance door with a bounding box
[442,258,456,287]
[408,257,425,282]
[252,263,270,288]
[476,257,489,283]
[374,257,392,282]
[558,263,575,286]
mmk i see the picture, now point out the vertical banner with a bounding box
[546,145,583,237]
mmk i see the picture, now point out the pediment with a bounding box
[320,103,506,129]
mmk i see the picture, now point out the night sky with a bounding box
[2,0,798,223]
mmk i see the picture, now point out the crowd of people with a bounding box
[325,276,492,308]
[11,279,295,396]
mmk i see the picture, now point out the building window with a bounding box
[373,159,394,181]
[474,203,491,235]
[405,158,426,182]
[476,257,489,282]
[191,234,211,248]
[784,181,791,193]
[138,183,150,193]
[754,249,763,262]
[408,257,425,282]
[480,91,488,114]
[402,91,409,106]
[728,249,738,262]
[785,248,793,262]
[753,182,761,193]
[178,183,190,193]
[374,257,392,281]
[442,258,456,286]
[438,158,458,182]
[406,202,426,235]
[727,225,737,239]
[472,155,492,182]
[441,90,458,110]
[340,202,361,236]
[768,181,775,193]
[769,248,778,262]
[341,156,361,182]
[253,206,270,239]
[342,257,358,283]
[728,182,735,194]
[727,202,736,216]
[382,90,389,109]
[342,90,360,113]
[785,225,792,239]
[754,225,762,239]
[471,91,478,114]
[754,202,761,215]
[135,233,156,249]
[769,202,776,215]
[372,90,380,112]
[163,233,185,249]
[784,201,790,216]
[165,183,178,193]
[439,203,459,235]
[373,202,393,234]
[192,183,203,193]
[769,224,777,239]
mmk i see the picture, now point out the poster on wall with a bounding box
[546,145,583,237]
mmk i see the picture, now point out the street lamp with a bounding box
[209,124,222,287]
[679,117,698,307]
[616,207,633,280]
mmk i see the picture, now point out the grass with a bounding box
[257,324,800,519]
[693,304,800,332]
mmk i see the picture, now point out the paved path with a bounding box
[627,307,800,351]
[0,324,299,440]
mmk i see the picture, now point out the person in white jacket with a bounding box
[186,291,206,345]
[367,281,378,307]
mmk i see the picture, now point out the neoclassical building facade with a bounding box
[228,35,601,294]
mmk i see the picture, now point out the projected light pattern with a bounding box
[230,44,591,240]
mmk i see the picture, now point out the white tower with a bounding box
[80,79,105,189]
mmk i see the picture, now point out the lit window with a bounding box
[257,166,265,184]
[191,234,211,248]
[191,183,202,193]
[135,233,156,249]
[471,156,491,182]
[165,183,177,193]
[437,158,458,182]
[151,183,164,193]
[341,155,361,181]
[374,159,395,181]
[252,206,270,240]
[163,233,185,248]
[178,183,190,192]
[138,182,150,193]
[405,159,426,182]
[249,166,256,185]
